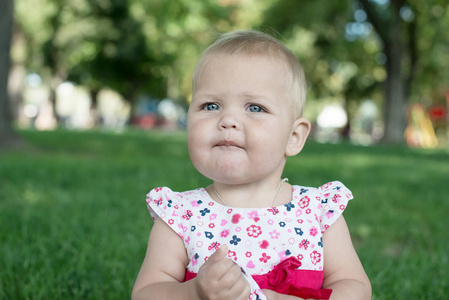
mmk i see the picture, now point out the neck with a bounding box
[207,179,291,208]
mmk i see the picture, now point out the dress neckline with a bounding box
[197,186,306,210]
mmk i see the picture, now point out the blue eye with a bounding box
[204,103,220,111]
[247,104,264,113]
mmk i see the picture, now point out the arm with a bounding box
[322,216,371,300]
[132,218,251,300]
[131,218,196,300]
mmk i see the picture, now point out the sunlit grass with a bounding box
[1,129,448,299]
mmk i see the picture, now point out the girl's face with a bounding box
[187,54,302,185]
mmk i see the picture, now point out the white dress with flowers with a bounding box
[146,181,353,300]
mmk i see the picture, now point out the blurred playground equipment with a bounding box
[405,92,448,148]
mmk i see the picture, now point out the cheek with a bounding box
[187,123,209,165]
[250,128,290,159]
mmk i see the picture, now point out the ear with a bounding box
[286,117,311,157]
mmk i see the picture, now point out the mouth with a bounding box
[215,140,242,149]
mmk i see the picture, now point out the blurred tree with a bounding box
[0,0,23,149]
[265,0,449,144]
[15,0,76,126]
[66,0,160,124]
[131,0,240,101]
[358,0,412,143]
[13,0,241,126]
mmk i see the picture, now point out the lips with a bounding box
[215,140,243,149]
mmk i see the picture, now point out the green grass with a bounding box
[1,129,448,299]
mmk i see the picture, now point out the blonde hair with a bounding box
[192,30,307,117]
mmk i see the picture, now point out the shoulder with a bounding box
[146,187,209,222]
[292,181,353,201]
[292,181,354,233]
[146,187,207,205]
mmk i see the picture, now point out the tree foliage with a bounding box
[265,0,449,143]
[3,0,449,143]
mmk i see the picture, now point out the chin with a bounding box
[199,169,247,185]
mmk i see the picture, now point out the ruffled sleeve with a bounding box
[318,181,353,233]
[146,187,186,238]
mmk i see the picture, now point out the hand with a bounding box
[194,244,251,300]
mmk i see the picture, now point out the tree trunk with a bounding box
[360,0,409,144]
[383,25,407,143]
[90,89,100,127]
[0,0,23,149]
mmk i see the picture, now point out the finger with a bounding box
[233,276,251,300]
[203,244,229,267]
[218,261,246,287]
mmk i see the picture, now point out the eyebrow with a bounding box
[194,91,270,101]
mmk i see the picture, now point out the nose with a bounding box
[218,113,239,130]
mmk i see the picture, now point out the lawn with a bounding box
[1,129,448,299]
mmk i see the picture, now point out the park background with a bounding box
[1,0,449,299]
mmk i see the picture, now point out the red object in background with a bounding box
[428,106,446,120]
[132,114,157,129]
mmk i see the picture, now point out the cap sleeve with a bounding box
[146,187,186,238]
[318,181,353,233]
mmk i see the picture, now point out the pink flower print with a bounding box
[228,250,237,261]
[259,253,271,263]
[208,202,215,206]
[332,194,341,203]
[299,196,310,209]
[227,209,233,214]
[192,253,199,266]
[267,207,279,215]
[321,183,332,190]
[208,223,215,228]
[182,210,193,220]
[248,210,258,220]
[299,239,309,250]
[306,208,311,214]
[267,219,274,226]
[274,247,289,261]
[174,205,179,209]
[297,254,303,261]
[340,204,346,210]
[154,187,163,192]
[259,240,269,249]
[208,242,221,251]
[168,219,174,225]
[231,214,242,224]
[269,230,280,239]
[246,225,262,238]
[220,229,230,238]
[245,252,252,258]
[310,251,321,265]
[309,226,318,237]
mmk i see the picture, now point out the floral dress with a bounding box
[147,181,353,300]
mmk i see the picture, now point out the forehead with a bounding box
[196,55,289,94]
[196,53,291,86]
